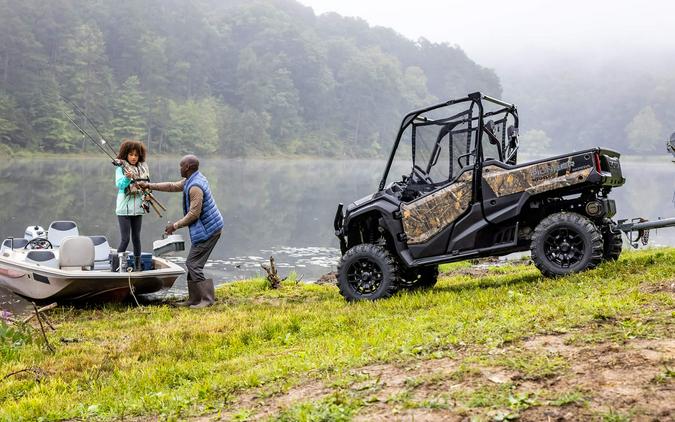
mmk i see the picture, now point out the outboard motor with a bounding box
[24,225,46,240]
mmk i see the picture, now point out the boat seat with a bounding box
[25,250,58,268]
[47,221,79,247]
[59,236,95,271]
[89,236,112,270]
[1,238,29,254]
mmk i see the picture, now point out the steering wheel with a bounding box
[24,238,53,250]
[412,164,433,184]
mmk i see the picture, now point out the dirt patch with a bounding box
[639,278,675,294]
[205,329,674,421]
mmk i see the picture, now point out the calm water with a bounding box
[1,157,674,310]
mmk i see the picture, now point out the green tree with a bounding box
[625,106,663,153]
[0,91,20,145]
[28,74,76,152]
[61,23,113,149]
[166,97,220,155]
[111,75,146,141]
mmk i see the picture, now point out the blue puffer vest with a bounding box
[183,171,224,244]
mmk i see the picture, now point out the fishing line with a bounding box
[60,95,118,156]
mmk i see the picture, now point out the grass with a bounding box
[0,248,673,420]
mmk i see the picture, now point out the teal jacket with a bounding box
[115,166,145,216]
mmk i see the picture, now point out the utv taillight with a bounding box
[594,153,602,172]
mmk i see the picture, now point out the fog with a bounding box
[299,0,675,68]
[301,0,675,156]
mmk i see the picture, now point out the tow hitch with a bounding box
[618,216,675,248]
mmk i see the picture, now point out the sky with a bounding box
[297,0,675,70]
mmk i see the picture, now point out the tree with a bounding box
[61,23,113,149]
[0,91,20,145]
[518,129,554,159]
[165,97,220,155]
[111,75,146,141]
[28,74,77,152]
[625,106,663,153]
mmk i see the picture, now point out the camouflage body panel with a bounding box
[483,157,593,197]
[401,172,473,244]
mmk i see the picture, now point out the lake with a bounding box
[1,156,674,310]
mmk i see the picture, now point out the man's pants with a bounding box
[186,232,221,283]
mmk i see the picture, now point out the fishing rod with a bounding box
[61,99,166,217]
[60,95,118,157]
[63,111,119,164]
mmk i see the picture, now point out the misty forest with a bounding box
[0,0,672,158]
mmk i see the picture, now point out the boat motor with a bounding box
[24,225,46,241]
[153,234,185,256]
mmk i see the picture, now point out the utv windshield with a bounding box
[381,94,519,190]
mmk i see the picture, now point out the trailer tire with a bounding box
[601,219,623,261]
[531,212,604,278]
[337,244,400,301]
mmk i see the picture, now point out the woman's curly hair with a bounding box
[117,139,147,163]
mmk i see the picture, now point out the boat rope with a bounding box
[127,270,141,308]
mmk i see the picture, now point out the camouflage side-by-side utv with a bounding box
[333,92,626,301]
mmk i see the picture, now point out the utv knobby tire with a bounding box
[337,244,400,301]
[530,212,604,278]
[601,219,623,261]
[400,266,439,290]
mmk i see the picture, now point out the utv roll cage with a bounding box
[379,92,520,191]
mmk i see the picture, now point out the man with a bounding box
[138,155,223,308]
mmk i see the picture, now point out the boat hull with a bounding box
[0,257,183,303]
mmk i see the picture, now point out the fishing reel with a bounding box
[141,199,151,214]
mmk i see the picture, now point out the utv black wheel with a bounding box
[531,212,603,278]
[400,266,439,290]
[337,244,400,301]
[601,219,623,261]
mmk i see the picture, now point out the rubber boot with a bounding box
[174,282,199,307]
[134,256,142,272]
[189,278,215,308]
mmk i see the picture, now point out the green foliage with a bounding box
[0,321,33,361]
[0,0,500,156]
[625,106,664,153]
[111,76,146,141]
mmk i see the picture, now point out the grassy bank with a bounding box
[1,249,674,420]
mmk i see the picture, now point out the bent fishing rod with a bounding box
[61,98,167,217]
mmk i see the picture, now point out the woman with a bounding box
[115,139,150,271]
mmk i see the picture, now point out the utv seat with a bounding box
[47,221,79,247]
[59,236,95,271]
[25,250,59,268]
[89,236,112,270]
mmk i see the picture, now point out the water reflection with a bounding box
[0,157,673,308]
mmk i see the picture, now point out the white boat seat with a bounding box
[59,236,95,270]
[1,238,29,254]
[25,250,58,268]
[48,221,79,247]
[89,236,112,270]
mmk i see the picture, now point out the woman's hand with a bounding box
[124,169,133,178]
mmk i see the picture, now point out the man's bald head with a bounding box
[180,154,200,178]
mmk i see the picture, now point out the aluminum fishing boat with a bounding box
[0,221,184,302]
